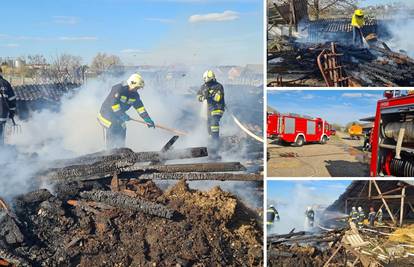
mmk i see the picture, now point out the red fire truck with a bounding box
[370,91,414,177]
[267,113,332,146]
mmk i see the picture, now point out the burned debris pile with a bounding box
[268,224,414,267]
[268,41,414,87]
[0,179,262,266]
[0,141,263,266]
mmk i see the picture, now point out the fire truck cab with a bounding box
[370,91,414,177]
[267,113,331,147]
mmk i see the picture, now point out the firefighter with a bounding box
[98,73,155,149]
[350,206,358,224]
[305,206,315,228]
[0,67,16,146]
[351,9,365,47]
[368,207,376,227]
[357,206,365,229]
[266,205,280,231]
[197,70,225,160]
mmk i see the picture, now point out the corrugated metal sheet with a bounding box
[308,18,378,33]
[13,83,80,102]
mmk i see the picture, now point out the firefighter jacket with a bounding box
[198,80,225,117]
[0,75,16,122]
[350,210,358,221]
[99,83,150,128]
[351,14,365,28]
[358,211,365,222]
[266,207,279,224]
[305,210,315,221]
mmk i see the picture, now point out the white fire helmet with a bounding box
[352,207,356,211]
[358,207,363,212]
[127,73,145,90]
[203,70,216,83]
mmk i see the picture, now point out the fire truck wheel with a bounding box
[320,136,328,144]
[295,136,304,147]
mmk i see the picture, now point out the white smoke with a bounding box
[385,17,414,58]
[267,183,331,235]
[1,67,262,201]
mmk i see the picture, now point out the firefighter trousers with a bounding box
[0,122,4,146]
[101,122,126,150]
[353,27,363,47]
[207,114,222,155]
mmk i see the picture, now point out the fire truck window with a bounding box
[307,121,316,135]
[285,118,295,134]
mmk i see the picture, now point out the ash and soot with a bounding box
[0,69,264,266]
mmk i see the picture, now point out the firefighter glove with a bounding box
[144,117,155,128]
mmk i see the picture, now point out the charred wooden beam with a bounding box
[136,172,262,181]
[52,147,208,168]
[41,147,209,182]
[121,162,246,173]
[79,190,176,219]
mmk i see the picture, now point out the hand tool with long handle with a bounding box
[130,118,188,136]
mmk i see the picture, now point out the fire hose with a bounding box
[231,114,264,143]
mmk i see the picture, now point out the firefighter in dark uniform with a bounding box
[305,206,315,228]
[266,205,280,231]
[197,70,225,160]
[0,67,16,146]
[98,73,155,149]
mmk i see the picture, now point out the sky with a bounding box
[0,0,263,66]
[267,180,351,208]
[267,90,390,126]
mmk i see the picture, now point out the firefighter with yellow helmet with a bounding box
[98,73,155,149]
[351,9,365,47]
[197,70,225,160]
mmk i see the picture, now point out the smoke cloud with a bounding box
[1,66,262,203]
[267,183,332,235]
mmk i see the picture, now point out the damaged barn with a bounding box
[267,0,414,87]
[267,180,414,267]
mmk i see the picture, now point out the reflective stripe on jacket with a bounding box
[351,15,365,28]
[197,80,225,115]
[99,83,150,126]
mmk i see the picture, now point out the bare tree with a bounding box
[48,54,82,83]
[90,53,122,74]
[27,54,47,66]
[307,0,359,19]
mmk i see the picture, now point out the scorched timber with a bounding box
[120,162,247,173]
[79,191,176,219]
[136,172,262,181]
[51,147,208,168]
[41,147,209,182]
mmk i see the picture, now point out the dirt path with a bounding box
[267,132,370,177]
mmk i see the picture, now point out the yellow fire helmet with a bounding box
[203,70,216,83]
[127,73,145,90]
[355,9,364,17]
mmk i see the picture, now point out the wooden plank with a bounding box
[372,180,396,224]
[400,187,406,226]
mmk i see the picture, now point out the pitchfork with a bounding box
[5,117,22,136]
